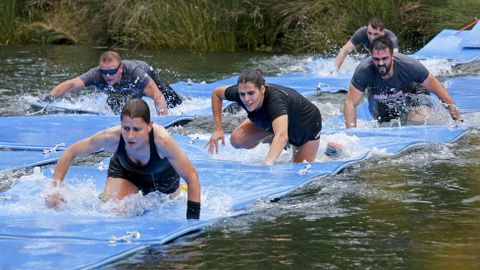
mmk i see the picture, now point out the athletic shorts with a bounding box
[288,115,322,147]
[369,94,433,124]
[107,154,180,195]
[151,73,183,108]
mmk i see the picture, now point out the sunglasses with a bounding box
[100,64,121,76]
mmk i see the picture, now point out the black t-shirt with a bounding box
[79,59,153,97]
[350,26,399,50]
[351,53,431,122]
[79,59,182,113]
[224,83,321,146]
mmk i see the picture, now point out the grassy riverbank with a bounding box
[1,0,479,53]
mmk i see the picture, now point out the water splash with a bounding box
[0,163,233,220]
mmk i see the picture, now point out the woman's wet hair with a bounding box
[370,35,394,54]
[121,98,150,123]
[237,68,265,88]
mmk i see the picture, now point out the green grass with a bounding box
[2,0,480,52]
[0,0,18,45]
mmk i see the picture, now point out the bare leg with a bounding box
[103,177,139,201]
[293,139,320,163]
[407,106,433,125]
[230,119,273,149]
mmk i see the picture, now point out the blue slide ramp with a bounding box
[413,22,480,62]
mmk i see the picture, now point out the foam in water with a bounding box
[22,93,216,117]
[303,52,461,78]
[0,164,232,219]
[419,58,456,76]
[253,55,315,75]
[22,93,113,115]
[189,130,368,164]
[168,96,213,116]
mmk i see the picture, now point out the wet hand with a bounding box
[264,160,274,166]
[45,192,66,210]
[445,103,462,122]
[38,93,55,103]
[205,130,225,154]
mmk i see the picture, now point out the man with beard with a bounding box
[343,36,462,128]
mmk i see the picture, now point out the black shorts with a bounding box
[369,94,433,123]
[151,73,183,108]
[107,154,180,195]
[288,112,322,147]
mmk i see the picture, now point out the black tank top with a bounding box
[117,129,170,173]
[108,129,179,194]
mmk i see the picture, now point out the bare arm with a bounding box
[143,79,168,116]
[206,86,228,154]
[343,84,364,128]
[265,115,288,165]
[154,125,200,203]
[335,41,355,71]
[52,126,120,185]
[45,127,119,209]
[422,73,462,121]
[49,77,85,98]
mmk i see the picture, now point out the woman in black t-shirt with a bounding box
[207,69,322,165]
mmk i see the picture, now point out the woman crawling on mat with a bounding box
[45,98,201,219]
[206,68,322,165]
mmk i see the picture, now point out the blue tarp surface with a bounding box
[0,115,192,171]
[0,124,471,269]
[413,26,480,61]
[459,20,480,49]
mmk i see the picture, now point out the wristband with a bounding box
[186,200,200,220]
[41,94,55,103]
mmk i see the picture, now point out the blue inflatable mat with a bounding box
[313,76,350,93]
[459,20,480,48]
[0,115,192,151]
[0,151,62,171]
[0,123,471,269]
[444,76,480,94]
[0,115,192,172]
[443,76,480,112]
[26,100,103,115]
[413,28,480,62]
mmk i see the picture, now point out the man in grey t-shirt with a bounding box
[40,51,182,115]
[343,36,462,128]
[335,17,399,71]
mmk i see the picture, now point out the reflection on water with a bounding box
[0,45,479,269]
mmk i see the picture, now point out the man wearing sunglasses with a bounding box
[39,51,182,115]
[343,36,462,128]
[335,17,399,71]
